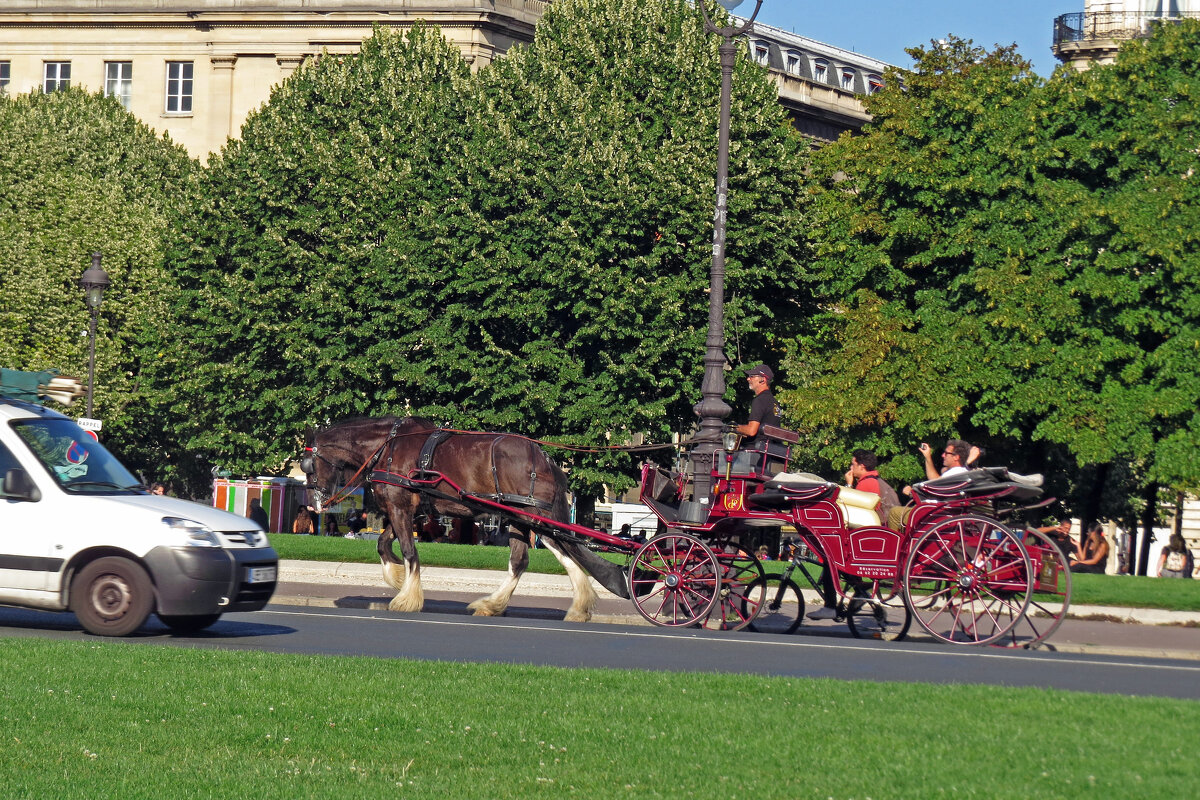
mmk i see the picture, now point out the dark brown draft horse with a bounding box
[303,416,619,622]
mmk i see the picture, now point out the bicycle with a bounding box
[744,537,912,641]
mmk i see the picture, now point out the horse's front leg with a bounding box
[539,535,598,622]
[468,527,529,617]
[379,502,424,613]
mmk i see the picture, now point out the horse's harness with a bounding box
[308,425,553,512]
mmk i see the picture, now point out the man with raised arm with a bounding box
[887,439,975,532]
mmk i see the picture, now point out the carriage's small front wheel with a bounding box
[699,538,766,631]
[627,533,720,627]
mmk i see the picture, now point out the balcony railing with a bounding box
[1053,11,1200,47]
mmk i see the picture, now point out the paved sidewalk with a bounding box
[272,559,1200,660]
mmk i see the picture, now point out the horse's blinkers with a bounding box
[300,447,316,477]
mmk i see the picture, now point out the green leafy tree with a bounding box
[0,88,195,477]
[148,4,810,498]
[782,24,1200,561]
[780,38,1046,485]
[143,25,475,489]
[417,0,809,493]
[1024,21,1200,493]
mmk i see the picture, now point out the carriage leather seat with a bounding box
[755,474,880,528]
[914,467,1044,502]
[836,485,882,529]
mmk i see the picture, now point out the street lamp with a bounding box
[79,252,110,418]
[687,0,763,518]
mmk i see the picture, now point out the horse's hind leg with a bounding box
[539,535,598,623]
[468,528,529,617]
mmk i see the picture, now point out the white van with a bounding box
[0,396,278,635]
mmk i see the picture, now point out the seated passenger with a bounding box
[808,449,893,621]
[846,449,900,524]
[729,364,782,475]
[887,439,975,532]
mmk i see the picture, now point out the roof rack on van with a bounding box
[0,368,84,406]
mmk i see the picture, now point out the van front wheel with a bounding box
[71,557,154,637]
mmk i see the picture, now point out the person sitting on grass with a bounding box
[1070,524,1109,574]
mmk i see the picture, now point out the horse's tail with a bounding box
[540,451,632,600]
[377,525,406,591]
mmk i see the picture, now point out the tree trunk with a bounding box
[574,493,597,530]
[1079,462,1109,535]
[1138,481,1159,576]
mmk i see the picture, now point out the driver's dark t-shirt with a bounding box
[747,389,781,447]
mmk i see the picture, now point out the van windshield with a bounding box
[11,419,141,494]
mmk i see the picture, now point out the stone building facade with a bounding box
[0,1,888,157]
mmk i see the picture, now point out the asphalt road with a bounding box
[2,602,1198,700]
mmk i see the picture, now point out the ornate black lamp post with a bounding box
[79,252,110,418]
[689,0,763,514]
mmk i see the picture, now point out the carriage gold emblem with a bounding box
[722,492,743,511]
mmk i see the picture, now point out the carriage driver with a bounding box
[729,364,782,473]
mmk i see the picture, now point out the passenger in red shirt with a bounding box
[808,449,900,621]
[844,449,900,523]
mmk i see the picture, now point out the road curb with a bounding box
[276,560,1200,625]
[273,560,1200,660]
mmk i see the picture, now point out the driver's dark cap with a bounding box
[747,364,774,381]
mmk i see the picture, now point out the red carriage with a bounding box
[634,426,1072,646]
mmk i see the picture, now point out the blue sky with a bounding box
[747,0,1075,77]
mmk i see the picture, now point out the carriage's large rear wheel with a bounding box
[902,515,1033,646]
[627,533,720,627]
[987,528,1072,649]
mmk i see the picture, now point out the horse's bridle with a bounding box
[303,440,387,511]
[303,419,415,510]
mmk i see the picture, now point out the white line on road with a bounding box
[256,607,1200,674]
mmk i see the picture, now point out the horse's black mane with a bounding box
[320,414,434,431]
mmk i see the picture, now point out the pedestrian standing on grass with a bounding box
[1157,533,1194,579]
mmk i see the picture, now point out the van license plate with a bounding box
[247,566,277,584]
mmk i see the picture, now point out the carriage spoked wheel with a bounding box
[902,515,1034,646]
[698,538,766,632]
[986,528,1072,650]
[627,532,721,628]
[843,579,912,642]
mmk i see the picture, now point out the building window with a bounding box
[752,41,770,67]
[44,61,71,92]
[811,57,828,83]
[785,51,802,76]
[867,74,884,95]
[105,62,132,110]
[0,61,9,94]
[165,61,193,113]
[840,67,856,90]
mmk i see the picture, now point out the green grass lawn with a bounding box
[269,534,1200,612]
[1,638,1197,799]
